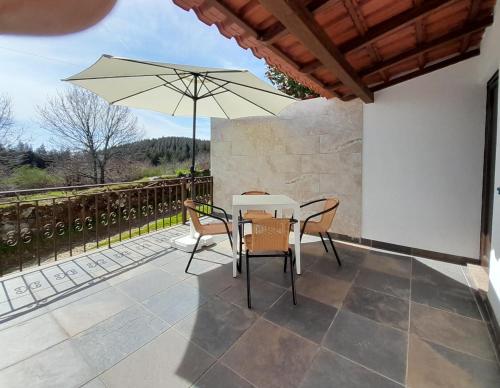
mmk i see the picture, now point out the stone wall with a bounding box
[210,97,363,238]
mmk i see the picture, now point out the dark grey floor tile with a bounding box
[219,277,286,314]
[334,242,369,265]
[115,268,180,301]
[264,291,337,343]
[299,348,402,388]
[411,261,481,319]
[408,334,500,388]
[101,329,215,388]
[413,258,468,285]
[410,302,496,361]
[253,259,293,288]
[142,282,209,325]
[296,271,351,307]
[175,299,256,357]
[308,257,360,282]
[194,363,253,388]
[363,251,411,279]
[74,305,170,373]
[354,268,410,299]
[323,310,407,383]
[222,319,318,388]
[343,286,409,330]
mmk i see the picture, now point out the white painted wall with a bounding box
[477,1,500,324]
[362,58,485,259]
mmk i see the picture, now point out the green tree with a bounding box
[265,65,318,99]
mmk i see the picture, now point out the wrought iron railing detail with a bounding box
[0,176,213,276]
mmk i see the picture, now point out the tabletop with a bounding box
[232,194,298,207]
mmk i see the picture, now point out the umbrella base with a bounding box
[170,234,214,253]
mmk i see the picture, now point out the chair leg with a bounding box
[246,250,251,309]
[185,235,202,273]
[326,232,342,267]
[289,248,297,305]
[283,255,287,273]
[319,233,329,253]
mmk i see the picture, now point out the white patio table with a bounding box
[231,194,301,277]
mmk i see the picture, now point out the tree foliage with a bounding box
[265,65,319,99]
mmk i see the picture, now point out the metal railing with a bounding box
[0,176,213,276]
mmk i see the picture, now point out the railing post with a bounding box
[210,176,214,213]
[181,178,187,224]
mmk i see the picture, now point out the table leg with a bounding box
[294,212,301,275]
[232,206,238,278]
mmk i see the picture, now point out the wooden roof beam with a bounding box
[296,0,458,78]
[339,0,458,53]
[258,0,374,102]
[370,49,480,92]
[461,0,482,53]
[359,16,493,78]
[259,0,335,44]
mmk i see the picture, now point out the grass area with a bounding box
[94,211,185,249]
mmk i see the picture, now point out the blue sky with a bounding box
[0,0,268,148]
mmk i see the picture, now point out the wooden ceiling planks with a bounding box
[173,0,497,102]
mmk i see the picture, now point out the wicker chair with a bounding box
[243,218,296,309]
[299,198,341,266]
[238,191,276,272]
[183,199,233,273]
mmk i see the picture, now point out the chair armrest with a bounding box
[192,200,230,222]
[300,198,327,208]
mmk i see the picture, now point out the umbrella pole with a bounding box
[190,75,198,200]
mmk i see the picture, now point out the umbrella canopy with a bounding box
[64,55,297,194]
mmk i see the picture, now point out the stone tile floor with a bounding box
[0,224,499,388]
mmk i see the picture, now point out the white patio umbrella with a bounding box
[64,54,296,194]
[64,54,296,250]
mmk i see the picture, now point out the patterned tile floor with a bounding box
[0,224,499,388]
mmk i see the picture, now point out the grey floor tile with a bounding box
[52,287,134,336]
[142,281,209,325]
[175,298,256,357]
[0,340,96,388]
[299,348,402,388]
[411,260,481,319]
[343,286,409,331]
[264,291,337,343]
[410,302,496,361]
[407,334,500,388]
[106,262,158,286]
[219,276,286,314]
[363,251,411,279]
[296,271,352,307]
[74,305,170,373]
[222,319,318,388]
[0,312,68,369]
[81,378,106,388]
[184,263,237,296]
[308,257,360,282]
[354,268,410,299]
[115,268,180,301]
[323,310,407,383]
[194,362,254,388]
[101,329,214,388]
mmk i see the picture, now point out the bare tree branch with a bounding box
[0,94,15,147]
[37,87,141,183]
